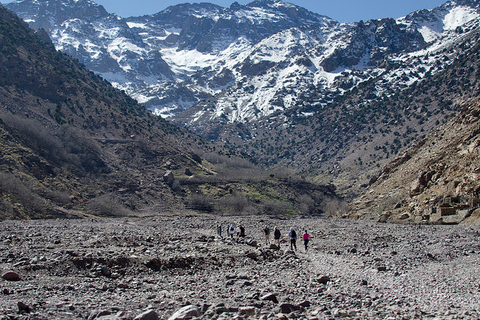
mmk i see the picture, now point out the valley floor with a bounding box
[1,214,480,319]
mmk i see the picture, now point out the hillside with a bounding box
[348,95,480,224]
[0,4,207,219]
[246,20,480,198]
[0,5,340,219]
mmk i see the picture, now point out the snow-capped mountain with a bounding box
[5,0,336,115]
[7,0,479,120]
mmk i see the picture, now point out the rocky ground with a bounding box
[1,213,480,320]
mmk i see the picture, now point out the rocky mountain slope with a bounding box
[348,94,480,224]
[6,0,480,199]
[0,5,340,220]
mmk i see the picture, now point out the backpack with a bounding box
[274,229,281,238]
[290,230,296,238]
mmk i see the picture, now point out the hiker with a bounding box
[274,227,281,246]
[236,225,241,240]
[228,224,235,239]
[239,225,245,238]
[263,225,270,244]
[302,230,310,252]
[217,223,222,238]
[288,228,297,251]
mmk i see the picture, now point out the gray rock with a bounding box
[134,309,159,320]
[163,170,175,186]
[238,306,256,316]
[260,293,279,304]
[168,305,201,320]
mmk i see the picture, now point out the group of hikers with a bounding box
[216,223,311,252]
[218,223,246,239]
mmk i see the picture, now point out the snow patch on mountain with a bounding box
[443,6,479,30]
[162,49,220,75]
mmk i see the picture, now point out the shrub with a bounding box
[187,193,214,212]
[0,173,45,215]
[261,199,294,216]
[217,192,251,214]
[85,194,131,217]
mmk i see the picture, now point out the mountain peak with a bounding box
[245,0,334,24]
[6,0,110,25]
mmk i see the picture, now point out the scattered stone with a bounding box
[279,303,302,314]
[1,215,479,320]
[17,301,32,314]
[163,171,175,186]
[168,305,200,320]
[333,309,349,317]
[317,275,331,284]
[238,306,256,316]
[2,271,20,281]
[101,266,111,277]
[260,293,279,304]
[298,301,311,308]
[134,309,159,320]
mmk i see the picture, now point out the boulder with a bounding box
[163,170,175,186]
[238,307,256,316]
[279,303,302,314]
[298,301,311,308]
[376,212,391,223]
[2,271,20,281]
[168,305,201,320]
[269,244,280,250]
[260,293,279,304]
[134,310,159,320]
[247,239,259,247]
[317,275,331,284]
[17,301,32,313]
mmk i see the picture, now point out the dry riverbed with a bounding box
[1,214,480,319]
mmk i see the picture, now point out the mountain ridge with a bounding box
[5,0,480,206]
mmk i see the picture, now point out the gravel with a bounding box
[1,214,480,319]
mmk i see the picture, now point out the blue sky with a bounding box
[2,0,447,22]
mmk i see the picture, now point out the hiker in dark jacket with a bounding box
[263,225,270,245]
[288,228,297,251]
[274,227,281,246]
